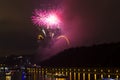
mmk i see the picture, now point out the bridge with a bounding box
[27,67,120,80]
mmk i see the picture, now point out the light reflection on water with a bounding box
[25,72,118,80]
[56,78,66,80]
[3,68,120,80]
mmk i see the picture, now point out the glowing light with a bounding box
[6,76,11,80]
[46,14,59,25]
[38,35,44,40]
[31,9,61,27]
[42,29,46,37]
[57,35,70,45]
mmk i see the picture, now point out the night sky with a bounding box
[0,0,120,56]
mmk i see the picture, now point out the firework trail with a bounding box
[57,35,70,45]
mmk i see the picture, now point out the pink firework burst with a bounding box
[31,9,61,27]
[46,13,59,26]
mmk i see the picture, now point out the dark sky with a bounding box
[62,0,120,47]
[0,0,120,56]
[0,0,37,56]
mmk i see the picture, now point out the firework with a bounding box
[31,8,70,48]
[57,35,70,45]
[31,9,61,28]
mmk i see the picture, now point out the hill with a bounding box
[40,42,120,67]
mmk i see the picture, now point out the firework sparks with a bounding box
[57,35,70,45]
[31,9,61,27]
[46,13,59,26]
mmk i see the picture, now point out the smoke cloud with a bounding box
[36,0,120,61]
